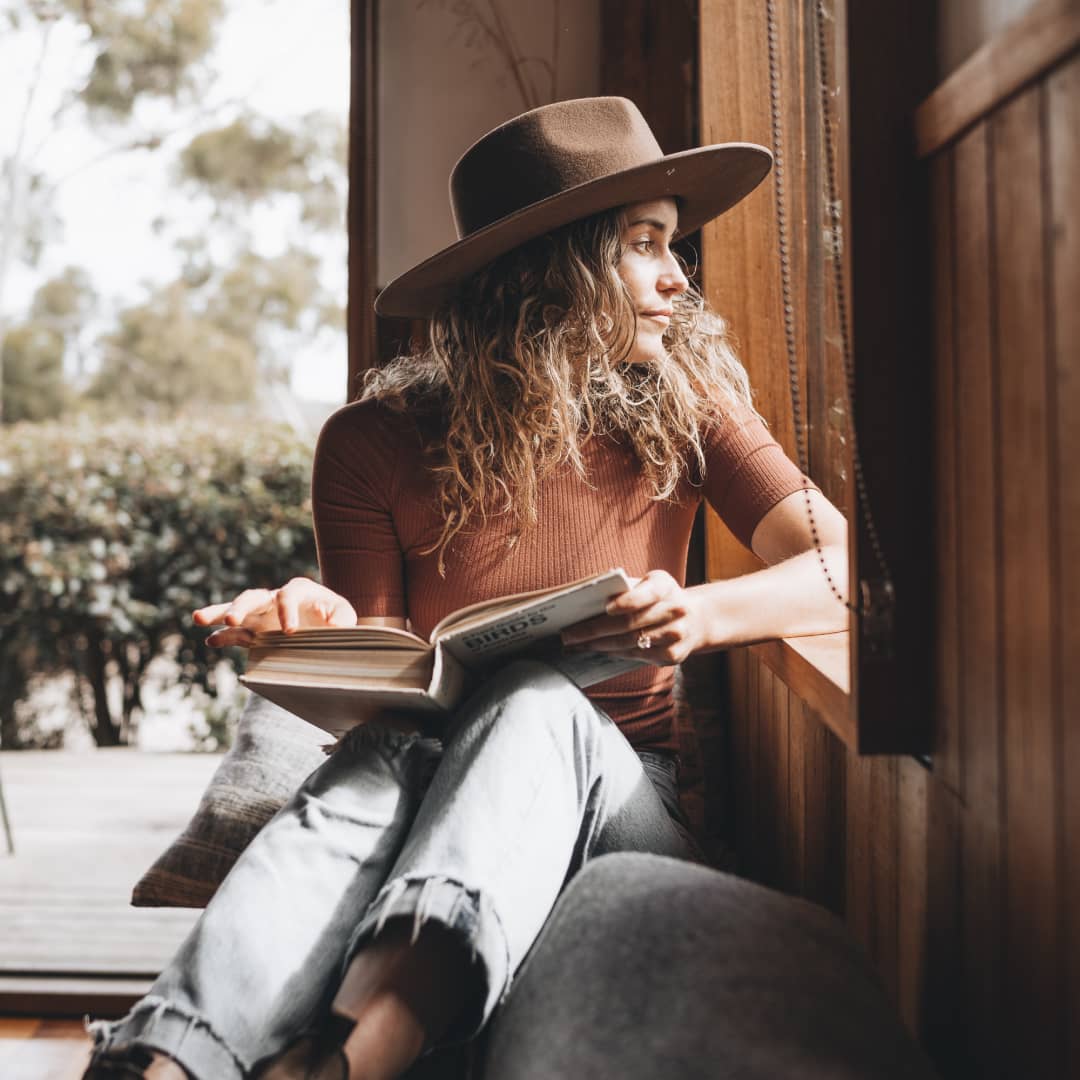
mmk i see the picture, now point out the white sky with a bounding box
[0,0,350,403]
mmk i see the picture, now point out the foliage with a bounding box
[1,322,70,423]
[83,244,340,408]
[1,1,347,424]
[0,415,317,748]
[0,0,230,418]
[188,684,247,753]
[212,249,323,335]
[31,265,97,330]
[177,112,346,228]
[1,269,96,425]
[86,280,257,415]
[180,115,313,201]
[64,0,226,120]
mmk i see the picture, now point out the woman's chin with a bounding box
[626,342,671,366]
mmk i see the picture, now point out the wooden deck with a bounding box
[0,749,220,979]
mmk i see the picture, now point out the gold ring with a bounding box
[637,632,653,650]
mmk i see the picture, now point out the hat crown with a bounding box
[450,97,664,239]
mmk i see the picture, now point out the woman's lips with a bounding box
[640,310,672,326]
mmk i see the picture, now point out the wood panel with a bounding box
[700,0,793,583]
[930,150,963,799]
[0,1025,92,1080]
[896,757,928,1037]
[717,44,1079,1080]
[844,0,935,753]
[774,677,793,894]
[745,647,763,883]
[749,632,849,743]
[870,759,900,1001]
[802,0,852,528]
[701,0,945,756]
[992,83,1061,1079]
[922,142,968,1076]
[760,664,783,890]
[600,0,698,154]
[920,777,964,1073]
[952,119,1006,1080]
[843,747,873,956]
[347,0,379,394]
[786,689,807,893]
[800,700,845,915]
[915,0,1080,158]
[726,648,753,879]
[1045,53,1080,1080]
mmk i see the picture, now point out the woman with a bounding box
[85,97,847,1080]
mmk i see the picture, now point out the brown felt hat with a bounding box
[374,96,772,318]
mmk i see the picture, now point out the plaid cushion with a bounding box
[131,694,331,908]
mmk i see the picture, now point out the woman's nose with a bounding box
[660,257,689,296]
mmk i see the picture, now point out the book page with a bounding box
[435,568,634,667]
[430,568,633,641]
[427,582,571,640]
[251,625,430,650]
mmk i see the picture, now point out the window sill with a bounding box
[747,631,854,746]
[0,974,149,1019]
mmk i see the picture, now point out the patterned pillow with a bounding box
[131,694,332,908]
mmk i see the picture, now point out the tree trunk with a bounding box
[0,702,19,750]
[117,641,148,744]
[0,657,30,749]
[84,637,123,747]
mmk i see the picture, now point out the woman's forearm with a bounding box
[687,543,850,652]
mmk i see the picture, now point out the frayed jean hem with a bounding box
[343,873,511,1047]
[84,995,246,1080]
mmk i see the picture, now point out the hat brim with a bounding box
[374,142,772,318]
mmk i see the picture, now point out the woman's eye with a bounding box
[633,239,654,252]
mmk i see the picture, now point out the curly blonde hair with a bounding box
[358,206,758,574]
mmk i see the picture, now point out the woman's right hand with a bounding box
[193,577,357,648]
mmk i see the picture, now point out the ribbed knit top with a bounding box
[311,398,818,751]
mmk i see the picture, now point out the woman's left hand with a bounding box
[560,569,711,666]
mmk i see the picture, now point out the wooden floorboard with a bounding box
[0,749,219,978]
[0,1019,94,1080]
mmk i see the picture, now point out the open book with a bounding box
[239,568,647,735]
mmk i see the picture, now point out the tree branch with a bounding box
[0,14,57,417]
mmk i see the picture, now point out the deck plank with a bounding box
[0,749,220,977]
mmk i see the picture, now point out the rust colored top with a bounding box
[311,398,818,752]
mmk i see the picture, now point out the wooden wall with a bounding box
[710,16,1078,1079]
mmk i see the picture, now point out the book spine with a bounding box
[428,643,470,709]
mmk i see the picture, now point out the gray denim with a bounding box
[85,659,693,1079]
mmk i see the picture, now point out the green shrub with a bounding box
[0,413,318,747]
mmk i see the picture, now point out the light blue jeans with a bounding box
[85,659,695,1079]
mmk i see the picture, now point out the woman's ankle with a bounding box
[145,1052,192,1080]
[331,920,479,1078]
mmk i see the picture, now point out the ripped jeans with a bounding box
[85,659,695,1079]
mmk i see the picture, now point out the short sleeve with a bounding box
[699,401,821,550]
[310,402,407,619]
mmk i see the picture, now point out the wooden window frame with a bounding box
[700,0,936,754]
[347,0,379,392]
[350,0,941,755]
